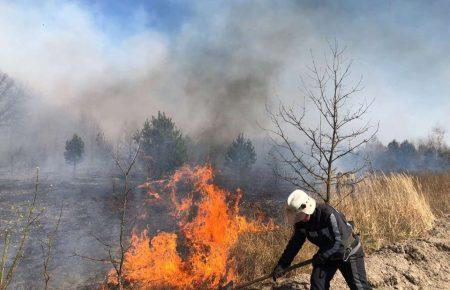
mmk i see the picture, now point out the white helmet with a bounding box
[287,189,316,215]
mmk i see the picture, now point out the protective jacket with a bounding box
[278,203,357,268]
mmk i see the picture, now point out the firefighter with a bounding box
[272,189,372,290]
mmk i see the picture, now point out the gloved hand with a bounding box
[312,253,327,267]
[272,264,285,282]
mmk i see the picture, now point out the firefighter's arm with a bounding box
[276,226,306,269]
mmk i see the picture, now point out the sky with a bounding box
[0,0,449,144]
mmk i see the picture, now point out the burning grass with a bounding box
[111,165,274,289]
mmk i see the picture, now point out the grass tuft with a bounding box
[336,173,436,251]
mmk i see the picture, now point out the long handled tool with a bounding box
[220,258,313,289]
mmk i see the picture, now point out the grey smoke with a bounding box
[0,0,449,155]
[70,1,315,143]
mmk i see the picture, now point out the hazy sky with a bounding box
[0,0,449,144]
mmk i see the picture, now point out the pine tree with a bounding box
[225,133,256,175]
[399,140,417,170]
[64,134,85,172]
[94,131,112,163]
[136,112,187,178]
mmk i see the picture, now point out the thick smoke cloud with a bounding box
[163,1,315,142]
[0,1,352,143]
[0,0,449,145]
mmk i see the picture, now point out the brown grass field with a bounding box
[233,171,450,282]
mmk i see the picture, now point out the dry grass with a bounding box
[233,172,447,282]
[414,171,450,217]
[231,226,317,282]
[335,174,436,251]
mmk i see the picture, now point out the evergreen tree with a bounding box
[64,134,85,172]
[136,112,187,178]
[387,140,400,153]
[93,131,112,167]
[385,140,400,171]
[225,133,256,175]
[399,140,417,170]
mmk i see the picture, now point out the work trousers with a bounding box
[310,248,372,290]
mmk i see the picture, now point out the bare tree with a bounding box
[73,142,141,290]
[110,142,141,289]
[115,121,140,165]
[0,73,21,128]
[335,171,356,198]
[40,203,63,290]
[267,41,378,203]
[427,125,446,150]
[1,168,42,290]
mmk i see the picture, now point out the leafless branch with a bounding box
[267,42,378,202]
[74,142,141,290]
[1,167,41,290]
[0,73,22,128]
[71,252,112,263]
[40,203,63,290]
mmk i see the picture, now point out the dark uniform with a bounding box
[277,203,371,290]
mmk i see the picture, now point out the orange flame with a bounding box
[111,164,272,289]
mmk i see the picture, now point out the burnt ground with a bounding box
[0,174,174,290]
[0,171,273,290]
[254,215,450,290]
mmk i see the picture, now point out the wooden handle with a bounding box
[233,259,313,289]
